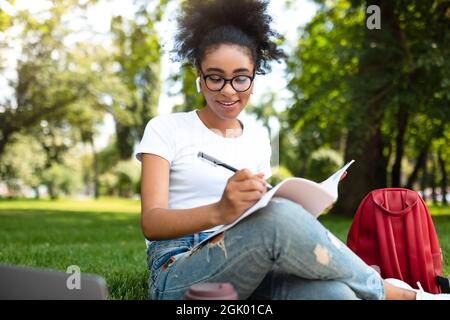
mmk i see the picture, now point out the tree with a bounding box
[170,66,205,113]
[286,0,361,179]
[112,160,140,198]
[41,162,83,199]
[287,0,449,215]
[0,133,46,197]
[0,0,13,32]
[109,1,167,159]
[0,1,99,158]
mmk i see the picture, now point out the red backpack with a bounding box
[347,188,443,294]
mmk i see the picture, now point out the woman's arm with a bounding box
[140,153,220,240]
[140,153,267,241]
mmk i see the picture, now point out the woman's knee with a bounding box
[260,197,318,233]
[236,197,320,244]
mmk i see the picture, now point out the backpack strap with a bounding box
[371,188,418,216]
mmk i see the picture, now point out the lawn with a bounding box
[0,198,147,300]
[0,198,449,299]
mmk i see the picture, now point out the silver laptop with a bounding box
[0,264,108,300]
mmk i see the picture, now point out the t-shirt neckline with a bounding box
[192,110,246,140]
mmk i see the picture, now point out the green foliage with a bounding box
[1,0,447,204]
[0,1,166,197]
[95,141,139,198]
[245,92,279,136]
[110,2,166,158]
[112,160,140,198]
[171,66,206,112]
[41,163,83,199]
[97,138,121,175]
[267,165,293,186]
[306,148,342,181]
[99,173,119,197]
[0,0,14,32]
[288,0,449,157]
[286,0,450,214]
[0,134,46,195]
[0,1,107,160]
[287,0,363,160]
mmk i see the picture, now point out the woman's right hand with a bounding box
[214,169,267,225]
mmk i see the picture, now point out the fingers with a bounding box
[230,169,266,190]
[231,169,255,182]
[236,178,266,193]
[239,190,265,202]
[231,169,265,182]
[255,172,265,178]
[227,170,267,206]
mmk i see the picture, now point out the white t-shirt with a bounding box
[135,109,272,236]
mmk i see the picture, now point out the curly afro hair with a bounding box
[172,0,286,75]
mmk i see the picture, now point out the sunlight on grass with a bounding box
[427,204,450,216]
[0,197,141,214]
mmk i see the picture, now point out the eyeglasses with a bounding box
[200,69,255,92]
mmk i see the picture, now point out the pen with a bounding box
[197,151,273,191]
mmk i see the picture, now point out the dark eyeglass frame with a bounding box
[200,69,256,92]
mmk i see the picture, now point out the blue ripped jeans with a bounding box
[146,197,385,300]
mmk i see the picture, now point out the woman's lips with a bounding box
[217,100,239,107]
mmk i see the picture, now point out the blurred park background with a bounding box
[0,0,449,299]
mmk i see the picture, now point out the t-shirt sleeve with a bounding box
[257,128,272,179]
[135,116,176,164]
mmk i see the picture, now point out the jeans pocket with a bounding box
[147,239,192,285]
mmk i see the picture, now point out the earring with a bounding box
[196,77,201,93]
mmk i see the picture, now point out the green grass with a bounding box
[0,198,449,299]
[0,198,147,300]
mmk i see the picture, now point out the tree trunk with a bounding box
[0,128,12,160]
[0,139,6,159]
[331,0,399,217]
[115,123,134,160]
[420,153,428,201]
[89,136,100,199]
[406,143,429,189]
[389,0,415,188]
[33,186,40,200]
[438,146,448,205]
[430,153,438,205]
[391,105,409,187]
[332,116,387,216]
[48,184,56,200]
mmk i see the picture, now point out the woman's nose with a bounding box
[220,81,237,95]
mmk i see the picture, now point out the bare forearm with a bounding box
[141,202,222,240]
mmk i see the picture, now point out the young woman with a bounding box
[136,0,449,300]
